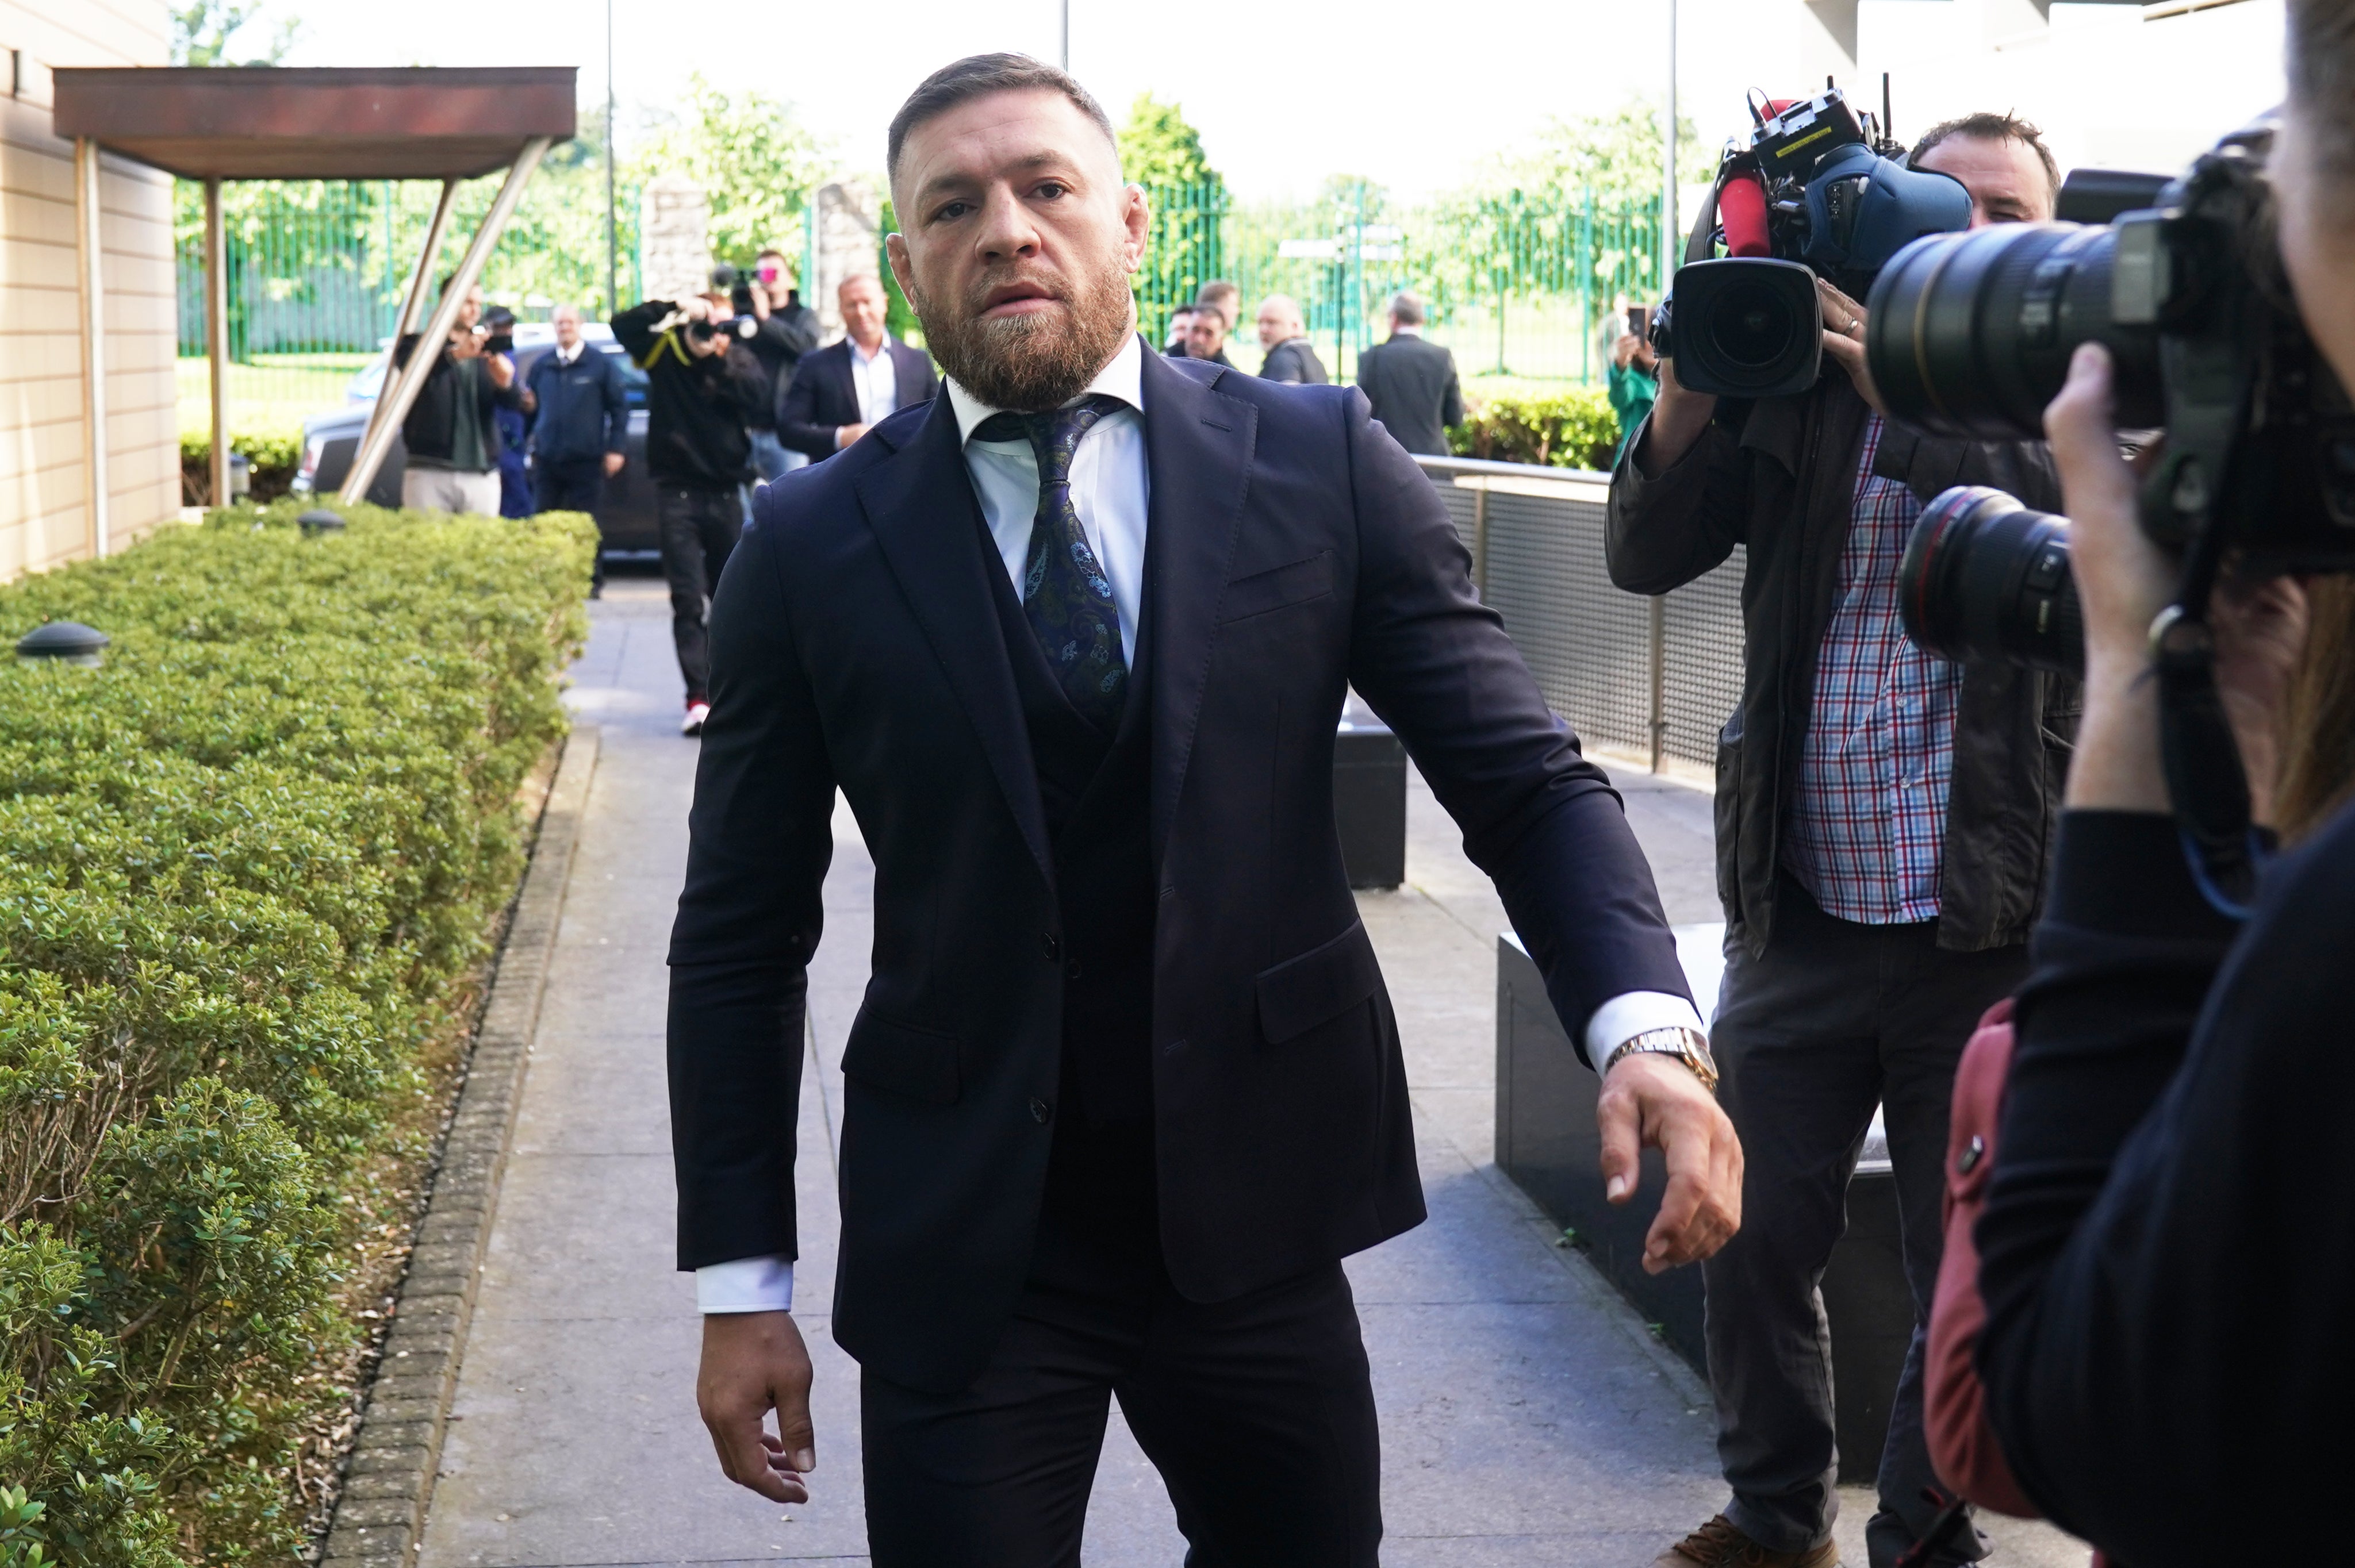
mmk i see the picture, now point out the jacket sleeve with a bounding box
[715,342,771,421]
[777,356,838,458]
[1876,426,2063,512]
[1263,344,1305,385]
[1341,387,1690,1054]
[611,299,671,366]
[1440,355,1464,431]
[756,312,817,362]
[668,519,837,1271]
[1604,409,1748,595]
[1976,809,2353,1561]
[600,353,629,455]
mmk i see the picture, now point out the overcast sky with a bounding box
[272,0,2285,202]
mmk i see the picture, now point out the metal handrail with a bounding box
[1409,453,1609,483]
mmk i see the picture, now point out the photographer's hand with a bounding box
[1816,280,1888,420]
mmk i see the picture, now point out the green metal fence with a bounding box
[175,174,644,440]
[1135,182,1667,385]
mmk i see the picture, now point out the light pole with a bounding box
[617,0,626,317]
[1060,0,1069,70]
[1662,0,1678,293]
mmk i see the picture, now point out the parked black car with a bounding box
[291,329,659,556]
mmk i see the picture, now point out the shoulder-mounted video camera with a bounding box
[1651,87,1972,398]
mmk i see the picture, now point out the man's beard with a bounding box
[908,253,1135,412]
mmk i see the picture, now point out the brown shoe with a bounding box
[1652,1513,1840,1567]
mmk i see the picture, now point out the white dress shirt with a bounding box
[694,333,1704,1314]
[839,335,898,446]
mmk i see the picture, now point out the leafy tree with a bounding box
[170,0,298,66]
[1506,99,1708,205]
[1117,94,1218,190]
[628,75,833,267]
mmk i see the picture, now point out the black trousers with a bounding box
[861,1121,1383,1567]
[1701,876,2026,1568]
[659,483,743,701]
[534,458,607,589]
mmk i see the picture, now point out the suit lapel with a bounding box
[854,395,1054,886]
[1138,348,1257,870]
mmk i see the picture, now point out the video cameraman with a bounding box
[1974,3,2355,1555]
[393,276,525,517]
[722,252,821,482]
[1608,114,2070,1568]
[612,293,769,736]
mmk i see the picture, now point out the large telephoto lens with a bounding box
[1866,224,2163,441]
[1898,486,2083,677]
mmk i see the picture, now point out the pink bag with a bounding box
[1923,997,2112,1567]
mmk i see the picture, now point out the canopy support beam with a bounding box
[344,141,550,506]
[75,138,110,558]
[204,176,228,510]
[346,178,460,504]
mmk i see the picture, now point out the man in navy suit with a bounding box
[776,273,940,460]
[671,53,1743,1566]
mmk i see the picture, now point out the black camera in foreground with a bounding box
[1876,117,2355,676]
[1652,88,1972,399]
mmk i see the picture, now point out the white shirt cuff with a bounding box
[696,1255,795,1313]
[1582,990,1708,1071]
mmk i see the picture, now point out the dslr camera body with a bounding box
[1869,117,2355,678]
[1654,89,1972,398]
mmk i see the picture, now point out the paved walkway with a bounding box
[416,577,2080,1568]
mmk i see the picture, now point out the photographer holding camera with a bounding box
[1609,112,2069,1568]
[1939,4,2355,1558]
[612,293,770,735]
[393,276,526,517]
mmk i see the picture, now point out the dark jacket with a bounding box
[522,344,628,466]
[1354,333,1463,457]
[1977,805,2355,1565]
[1257,336,1329,385]
[669,348,1690,1394]
[392,332,524,470]
[777,336,939,459]
[744,304,820,431]
[1605,374,2074,956]
[611,300,769,490]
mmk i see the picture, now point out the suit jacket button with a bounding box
[1029,1097,1053,1124]
[1065,959,1082,980]
[1042,932,1061,961]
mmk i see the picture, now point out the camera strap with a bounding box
[2153,535,2270,918]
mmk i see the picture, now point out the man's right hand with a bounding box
[697,1310,815,1504]
[1634,356,1717,479]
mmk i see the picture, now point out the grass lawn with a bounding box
[178,353,375,441]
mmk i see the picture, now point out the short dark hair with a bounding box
[887,53,1115,185]
[1910,112,2061,202]
[2288,0,2355,200]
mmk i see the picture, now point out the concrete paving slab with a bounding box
[418,575,2085,1568]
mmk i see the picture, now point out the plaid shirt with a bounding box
[1784,414,1963,924]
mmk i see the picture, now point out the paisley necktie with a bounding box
[972,393,1131,731]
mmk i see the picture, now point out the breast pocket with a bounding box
[1219,551,1334,624]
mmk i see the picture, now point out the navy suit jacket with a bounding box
[668,343,1689,1392]
[776,335,939,458]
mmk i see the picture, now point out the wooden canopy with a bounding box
[51,67,575,181]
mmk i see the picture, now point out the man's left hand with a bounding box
[1817,279,1887,419]
[1596,1051,1743,1274]
[603,452,626,478]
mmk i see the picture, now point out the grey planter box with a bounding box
[1334,698,1406,891]
[1495,933,1910,1481]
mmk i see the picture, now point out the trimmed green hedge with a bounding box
[1448,387,1621,471]
[177,430,305,508]
[0,500,593,1566]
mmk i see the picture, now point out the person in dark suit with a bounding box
[1254,294,1329,384]
[673,54,1742,1566]
[1353,291,1464,456]
[776,274,939,459]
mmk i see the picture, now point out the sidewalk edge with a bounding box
[317,722,600,1568]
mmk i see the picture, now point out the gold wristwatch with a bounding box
[1603,1026,1720,1096]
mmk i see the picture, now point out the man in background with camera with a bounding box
[393,276,524,517]
[718,253,822,481]
[612,293,770,736]
[1608,112,2070,1568]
